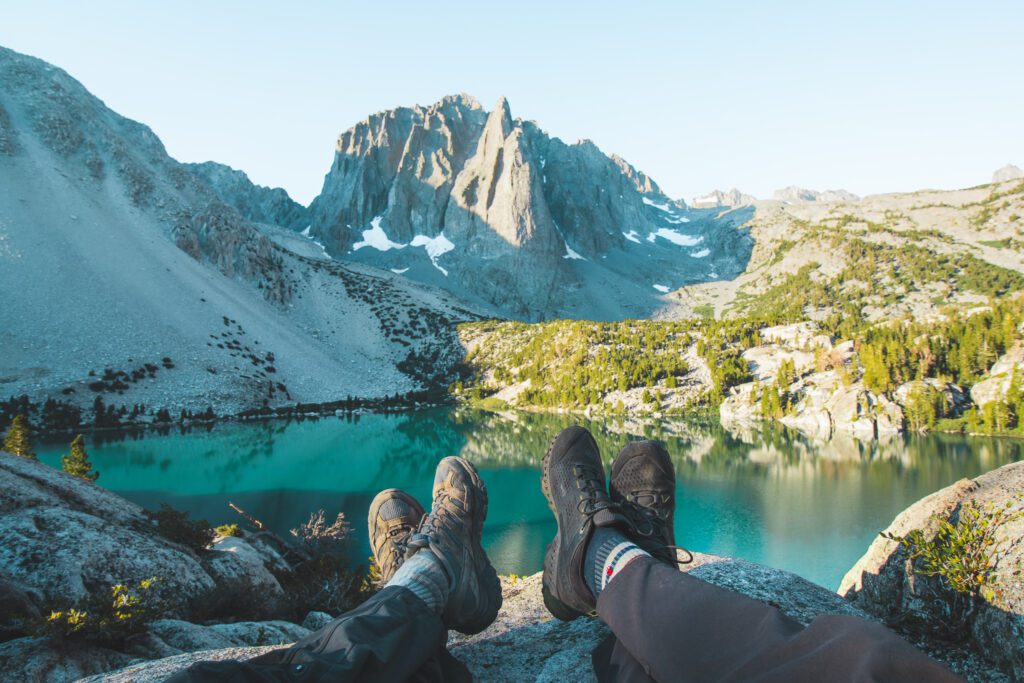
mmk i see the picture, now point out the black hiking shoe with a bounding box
[405,456,502,635]
[541,426,631,620]
[368,489,426,586]
[610,440,691,566]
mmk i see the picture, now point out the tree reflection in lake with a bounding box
[34,408,1023,589]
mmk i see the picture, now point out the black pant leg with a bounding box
[167,586,461,683]
[591,634,656,683]
[594,556,963,683]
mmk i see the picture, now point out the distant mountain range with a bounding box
[1,42,1022,418]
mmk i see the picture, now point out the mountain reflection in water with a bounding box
[35,408,1023,590]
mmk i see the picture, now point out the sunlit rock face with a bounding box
[308,95,753,321]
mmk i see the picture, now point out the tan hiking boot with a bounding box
[405,456,502,635]
[368,488,425,585]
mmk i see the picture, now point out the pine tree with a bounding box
[61,434,99,482]
[2,414,36,459]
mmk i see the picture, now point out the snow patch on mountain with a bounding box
[642,196,672,211]
[353,216,404,252]
[410,233,455,276]
[647,228,703,247]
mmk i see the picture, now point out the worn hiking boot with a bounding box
[610,440,688,566]
[405,456,502,635]
[541,426,631,620]
[368,489,426,585]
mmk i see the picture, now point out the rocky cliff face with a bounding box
[308,94,753,320]
[184,161,308,231]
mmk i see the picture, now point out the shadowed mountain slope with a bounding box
[0,46,481,418]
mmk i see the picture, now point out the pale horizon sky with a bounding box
[3,1,1022,205]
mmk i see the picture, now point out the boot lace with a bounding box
[621,491,693,566]
[573,463,614,516]
[417,489,466,540]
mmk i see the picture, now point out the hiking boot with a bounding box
[541,426,631,620]
[368,489,426,586]
[405,456,501,635]
[610,440,688,565]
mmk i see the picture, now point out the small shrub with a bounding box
[213,523,242,539]
[290,509,352,559]
[148,504,214,553]
[882,498,1023,637]
[277,510,369,618]
[41,577,164,646]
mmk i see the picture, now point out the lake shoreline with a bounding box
[25,395,1024,446]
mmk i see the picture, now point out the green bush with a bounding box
[148,504,214,553]
[42,577,164,645]
[476,396,509,412]
[213,523,242,539]
[882,499,1023,637]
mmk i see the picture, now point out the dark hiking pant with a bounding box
[169,557,962,683]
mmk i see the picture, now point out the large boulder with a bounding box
[840,460,1024,679]
[723,373,905,441]
[0,451,214,611]
[970,343,1024,408]
[0,451,291,627]
[825,382,903,439]
[0,637,136,682]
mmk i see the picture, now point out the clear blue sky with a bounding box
[3,1,1022,204]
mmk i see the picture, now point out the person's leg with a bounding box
[597,555,962,683]
[541,427,963,683]
[168,457,499,683]
[591,633,657,683]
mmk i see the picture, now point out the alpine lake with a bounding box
[35,408,1024,591]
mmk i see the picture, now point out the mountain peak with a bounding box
[993,164,1024,183]
[493,96,513,129]
[437,92,483,111]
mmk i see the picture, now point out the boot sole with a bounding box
[540,431,588,621]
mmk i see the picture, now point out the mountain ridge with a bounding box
[306,93,752,320]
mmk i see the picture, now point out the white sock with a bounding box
[386,548,450,613]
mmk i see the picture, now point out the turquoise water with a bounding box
[35,409,1023,590]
